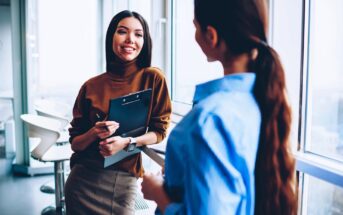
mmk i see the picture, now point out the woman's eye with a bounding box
[117,30,126,35]
[136,33,143,37]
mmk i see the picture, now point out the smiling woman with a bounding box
[64,10,171,215]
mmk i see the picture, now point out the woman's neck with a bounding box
[221,53,250,75]
[107,58,139,79]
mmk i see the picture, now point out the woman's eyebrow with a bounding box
[117,25,143,32]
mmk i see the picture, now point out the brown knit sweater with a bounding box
[69,60,171,177]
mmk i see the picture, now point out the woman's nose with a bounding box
[125,33,134,44]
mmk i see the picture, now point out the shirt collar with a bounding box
[193,73,256,105]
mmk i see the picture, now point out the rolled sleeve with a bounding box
[149,73,172,142]
[69,84,91,143]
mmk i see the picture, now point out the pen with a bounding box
[96,113,109,131]
[95,113,102,121]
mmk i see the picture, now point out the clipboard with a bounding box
[104,88,152,168]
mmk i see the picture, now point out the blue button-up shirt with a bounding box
[163,73,261,215]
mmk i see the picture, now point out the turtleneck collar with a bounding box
[107,58,139,79]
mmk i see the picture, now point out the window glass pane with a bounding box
[0,5,14,123]
[304,174,343,215]
[0,6,13,96]
[173,0,221,104]
[306,0,343,161]
[27,0,100,111]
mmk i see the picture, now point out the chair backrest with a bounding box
[34,99,71,130]
[21,114,61,160]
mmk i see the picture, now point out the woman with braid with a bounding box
[141,0,297,214]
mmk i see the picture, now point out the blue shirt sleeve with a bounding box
[164,203,184,215]
[164,114,247,215]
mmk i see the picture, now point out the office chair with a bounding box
[34,99,71,143]
[34,99,71,119]
[21,114,73,215]
[34,100,71,194]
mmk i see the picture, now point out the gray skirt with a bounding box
[64,164,137,215]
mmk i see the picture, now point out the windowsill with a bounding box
[295,152,343,188]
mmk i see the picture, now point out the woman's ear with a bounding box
[205,26,219,48]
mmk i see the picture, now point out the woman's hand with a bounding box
[94,121,119,140]
[141,172,164,200]
[98,136,129,157]
[70,121,118,152]
[141,172,171,212]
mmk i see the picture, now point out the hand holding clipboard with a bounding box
[104,89,154,167]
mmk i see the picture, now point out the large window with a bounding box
[26,0,101,110]
[172,0,221,111]
[0,5,14,156]
[305,0,343,162]
[297,0,343,214]
[18,0,102,168]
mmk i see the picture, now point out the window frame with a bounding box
[168,0,191,116]
[297,0,343,213]
[297,0,343,186]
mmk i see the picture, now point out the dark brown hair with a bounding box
[194,0,297,214]
[105,10,152,70]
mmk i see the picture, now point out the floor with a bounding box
[0,158,55,215]
[0,153,161,215]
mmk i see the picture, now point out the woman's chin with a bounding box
[119,55,136,62]
[117,57,130,62]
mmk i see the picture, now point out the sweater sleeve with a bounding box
[149,72,172,143]
[68,84,91,143]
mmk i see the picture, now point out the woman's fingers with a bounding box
[108,124,119,133]
[99,149,111,157]
[99,136,119,145]
[99,141,113,156]
[98,130,112,139]
[95,121,119,129]
[98,136,125,157]
[141,173,151,198]
[95,121,119,138]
